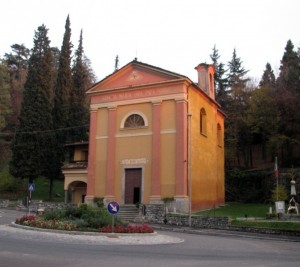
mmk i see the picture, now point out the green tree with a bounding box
[210,45,228,107]
[225,49,250,167]
[69,30,89,142]
[4,44,30,69]
[52,15,73,164]
[275,40,300,166]
[9,25,55,185]
[227,48,249,89]
[0,61,12,167]
[53,15,73,141]
[0,61,11,130]
[259,63,276,91]
[3,44,30,130]
[246,87,278,161]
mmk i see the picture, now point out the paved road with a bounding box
[1,209,300,267]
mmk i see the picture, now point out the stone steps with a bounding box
[117,205,140,222]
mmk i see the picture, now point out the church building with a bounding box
[63,60,225,212]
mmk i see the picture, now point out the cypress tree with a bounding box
[52,15,73,175]
[69,30,89,142]
[53,15,73,141]
[9,25,55,184]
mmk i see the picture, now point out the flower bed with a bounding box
[15,213,154,233]
[16,214,76,231]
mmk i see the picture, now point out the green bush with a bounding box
[73,218,89,229]
[271,185,289,202]
[0,169,23,192]
[225,169,273,203]
[41,204,123,229]
[43,209,66,220]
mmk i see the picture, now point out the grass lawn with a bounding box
[195,202,272,219]
[30,176,65,202]
[231,220,300,231]
[195,202,300,232]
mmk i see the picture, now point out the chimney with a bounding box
[195,63,215,100]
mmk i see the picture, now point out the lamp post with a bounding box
[188,113,192,227]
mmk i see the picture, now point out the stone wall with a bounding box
[140,204,229,228]
[0,199,73,212]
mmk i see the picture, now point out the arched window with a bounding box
[200,108,207,136]
[217,123,222,147]
[124,114,145,128]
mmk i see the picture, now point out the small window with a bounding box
[124,114,145,128]
[200,108,207,136]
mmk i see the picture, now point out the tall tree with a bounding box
[246,87,278,161]
[0,61,11,131]
[0,60,11,167]
[259,63,276,91]
[275,40,300,166]
[227,48,249,89]
[9,25,55,185]
[225,49,250,167]
[53,15,73,141]
[69,30,89,142]
[3,44,30,130]
[210,45,228,107]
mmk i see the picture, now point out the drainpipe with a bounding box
[188,113,192,227]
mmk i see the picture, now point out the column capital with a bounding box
[152,100,162,105]
[107,105,117,111]
[175,97,188,103]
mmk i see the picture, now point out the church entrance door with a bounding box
[125,168,142,204]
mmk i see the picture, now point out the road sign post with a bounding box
[107,201,120,233]
[27,183,35,214]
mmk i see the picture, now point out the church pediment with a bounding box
[87,60,186,93]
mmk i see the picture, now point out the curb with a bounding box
[151,224,300,242]
[10,222,158,237]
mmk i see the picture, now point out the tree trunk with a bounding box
[49,174,54,201]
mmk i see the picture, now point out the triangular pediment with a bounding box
[87,60,186,93]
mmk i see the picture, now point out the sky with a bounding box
[1,0,300,83]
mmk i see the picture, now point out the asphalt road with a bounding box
[1,209,300,267]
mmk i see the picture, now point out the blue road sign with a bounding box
[107,201,120,215]
[28,183,35,192]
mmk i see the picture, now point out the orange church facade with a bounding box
[63,60,225,212]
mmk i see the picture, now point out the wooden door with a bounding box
[125,168,142,204]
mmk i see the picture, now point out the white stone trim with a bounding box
[115,132,152,138]
[96,135,108,139]
[90,93,187,111]
[161,129,176,134]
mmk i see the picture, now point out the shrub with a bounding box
[15,205,126,231]
[43,209,65,220]
[271,185,289,202]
